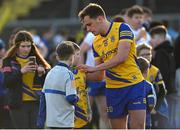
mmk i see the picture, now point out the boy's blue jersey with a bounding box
[144,80,157,128]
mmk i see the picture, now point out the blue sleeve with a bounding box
[147,83,157,109]
[36,93,46,128]
[155,70,163,83]
[119,23,134,41]
[66,94,79,105]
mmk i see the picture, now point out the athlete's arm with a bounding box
[86,58,105,81]
[80,42,90,64]
[94,41,131,71]
[78,42,131,72]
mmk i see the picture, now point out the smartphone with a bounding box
[29,56,36,65]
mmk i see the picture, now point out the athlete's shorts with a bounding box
[106,80,146,118]
[87,81,106,96]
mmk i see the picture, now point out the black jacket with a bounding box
[174,34,180,69]
[152,40,176,94]
[2,57,47,108]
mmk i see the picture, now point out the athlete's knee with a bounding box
[130,120,145,129]
[129,110,146,129]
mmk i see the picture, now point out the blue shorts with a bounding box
[87,81,106,96]
[106,80,146,118]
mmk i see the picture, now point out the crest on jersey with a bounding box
[103,39,108,47]
[132,75,137,80]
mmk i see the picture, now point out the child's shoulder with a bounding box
[50,66,73,76]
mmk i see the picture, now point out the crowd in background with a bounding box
[0,3,180,129]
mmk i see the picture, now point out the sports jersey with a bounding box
[146,65,164,85]
[92,22,144,88]
[16,56,38,101]
[72,68,90,128]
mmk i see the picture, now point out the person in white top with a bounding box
[37,41,78,129]
[126,5,150,45]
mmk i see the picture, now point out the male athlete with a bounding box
[78,3,146,129]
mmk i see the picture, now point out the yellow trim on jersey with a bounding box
[119,39,133,43]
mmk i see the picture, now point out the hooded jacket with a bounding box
[152,40,176,94]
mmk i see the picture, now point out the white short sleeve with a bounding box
[83,32,95,46]
[65,71,77,96]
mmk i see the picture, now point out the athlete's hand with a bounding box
[77,64,97,73]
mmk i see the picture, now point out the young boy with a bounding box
[137,57,157,129]
[71,42,92,128]
[37,41,78,129]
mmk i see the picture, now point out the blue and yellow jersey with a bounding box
[72,68,90,128]
[92,22,144,88]
[147,65,164,85]
[16,56,39,101]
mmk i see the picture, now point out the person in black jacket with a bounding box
[150,25,176,95]
[2,30,51,129]
[150,25,177,128]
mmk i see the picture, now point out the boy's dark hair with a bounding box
[137,57,150,73]
[56,41,75,60]
[127,5,143,17]
[78,3,105,21]
[149,25,167,37]
[149,21,163,31]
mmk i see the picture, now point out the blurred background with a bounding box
[0,0,179,43]
[0,0,180,129]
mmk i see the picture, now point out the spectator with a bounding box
[142,6,153,31]
[137,57,156,129]
[174,35,180,94]
[126,5,150,44]
[150,25,176,94]
[136,43,168,128]
[2,30,50,129]
[0,39,13,129]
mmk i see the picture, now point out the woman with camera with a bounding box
[2,30,51,129]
